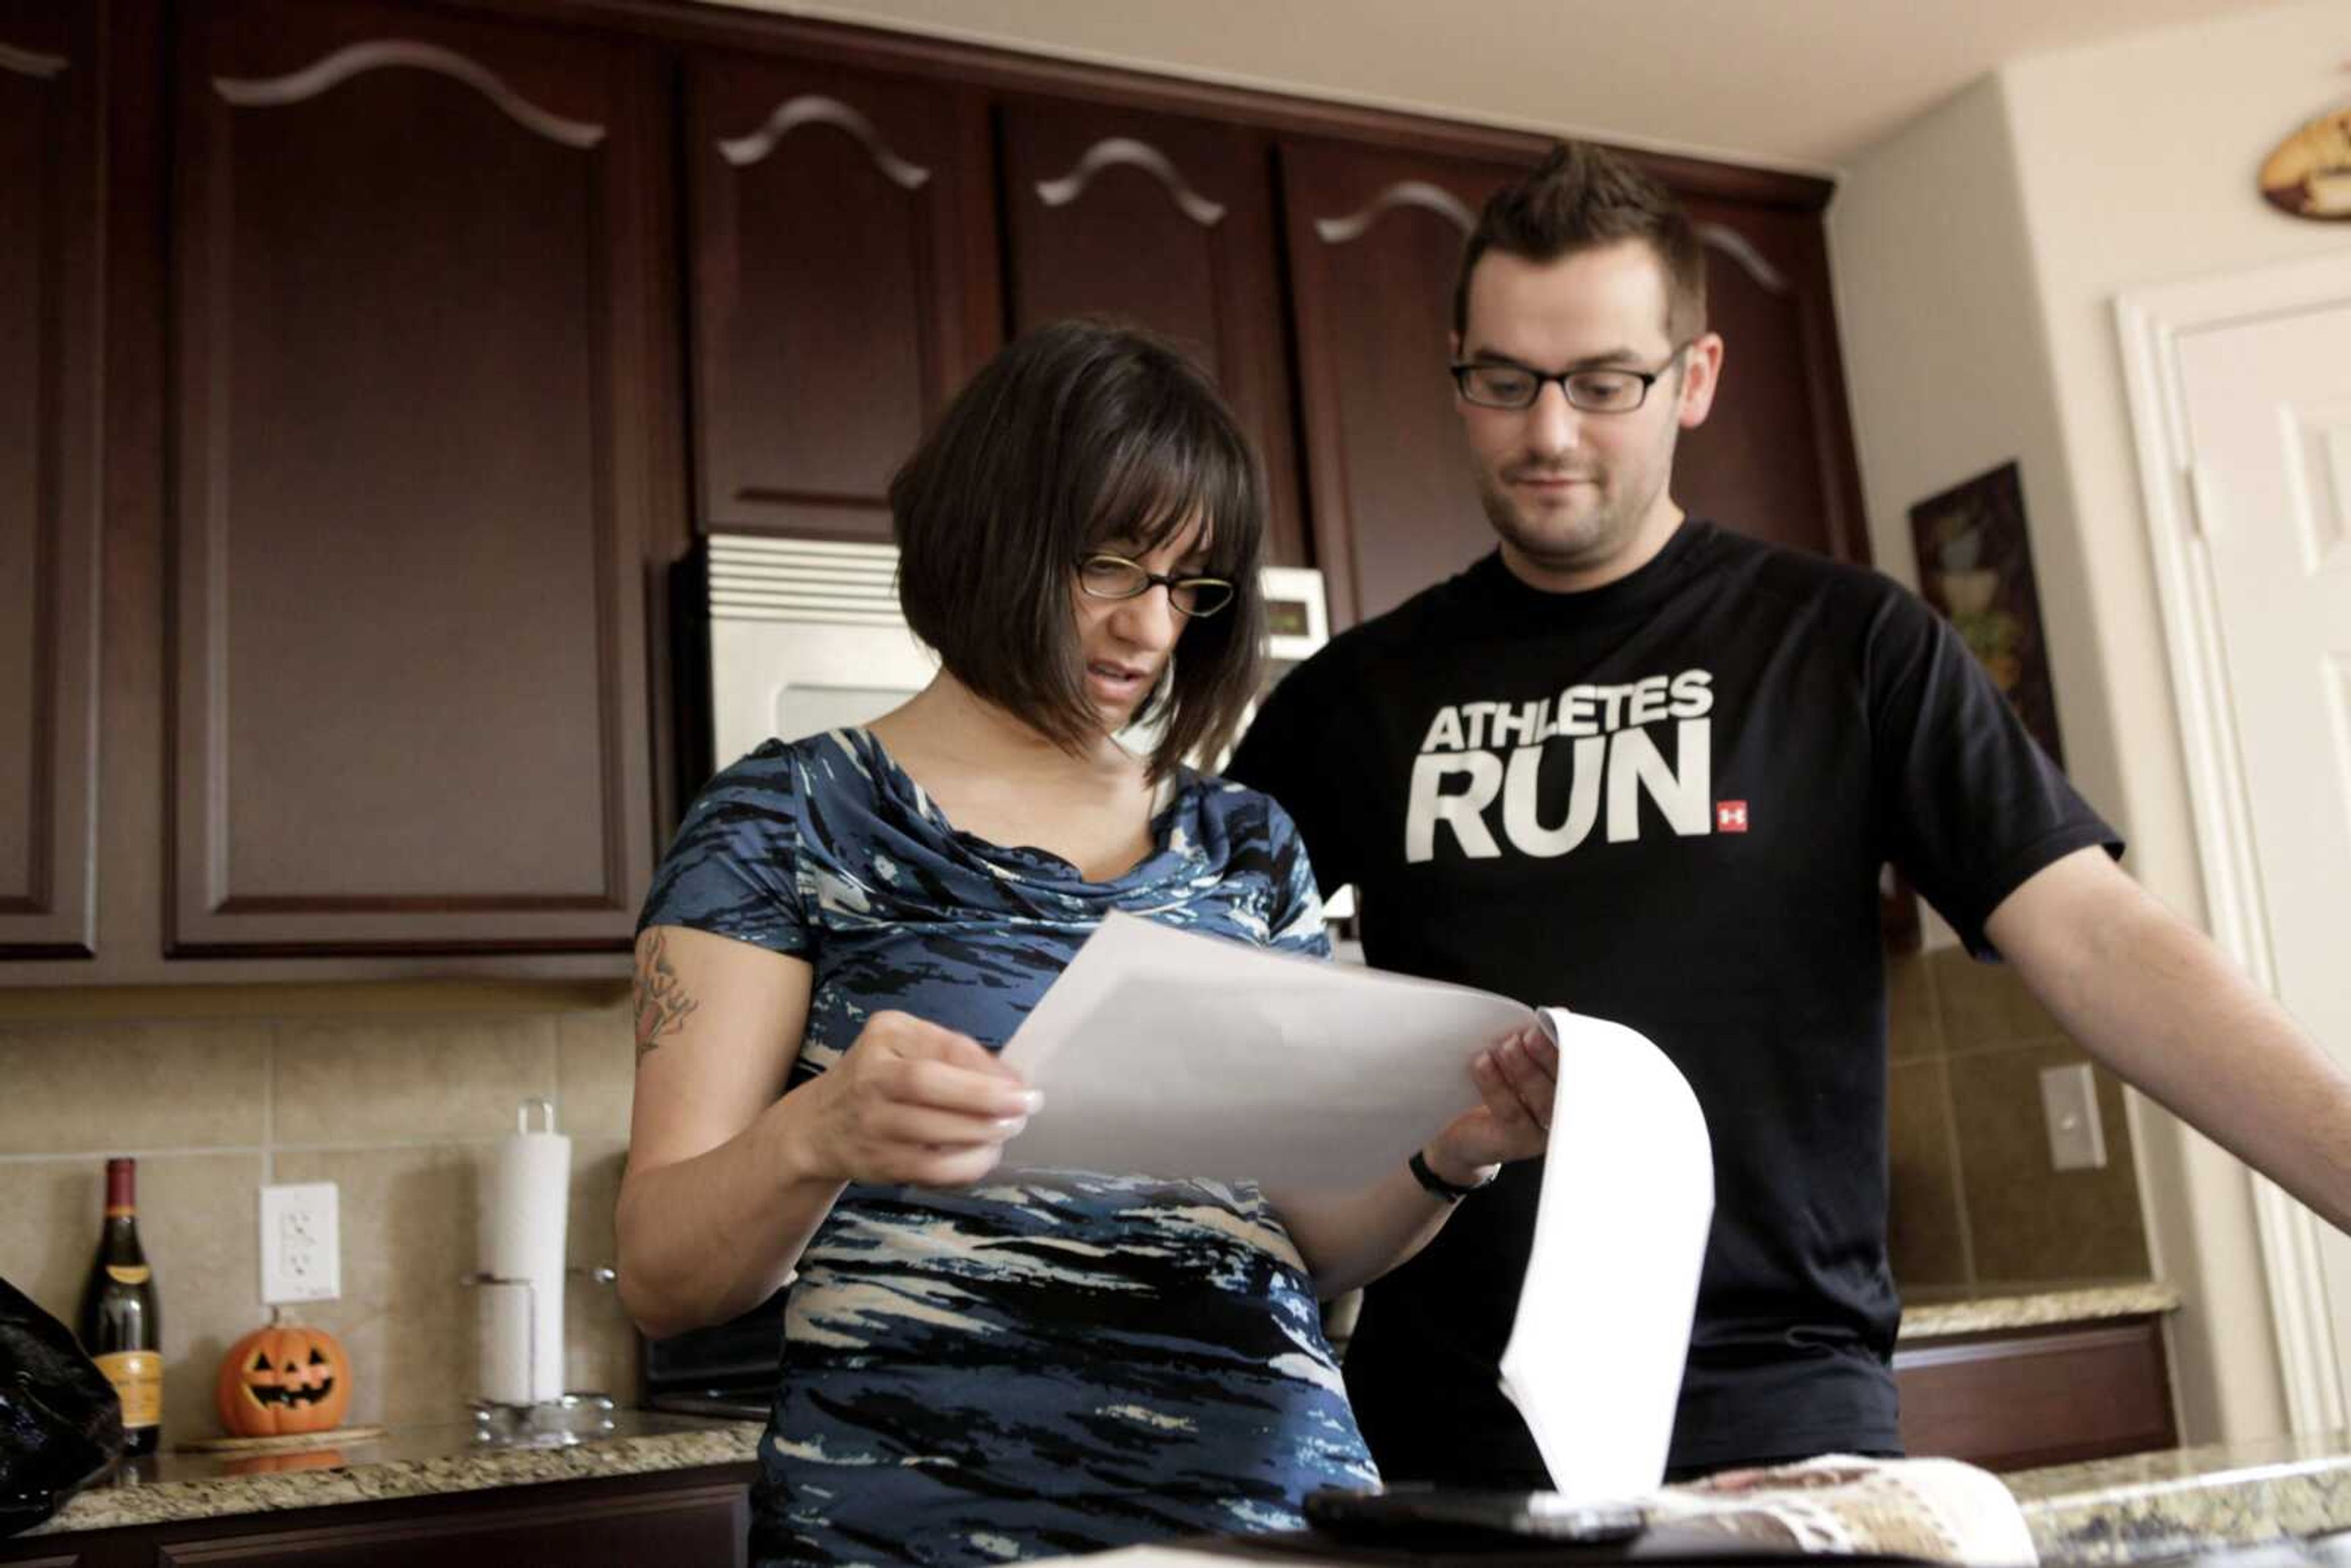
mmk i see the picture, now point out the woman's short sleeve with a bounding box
[635,743,813,958]
[1261,797,1333,962]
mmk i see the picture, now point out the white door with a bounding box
[2172,294,2351,1392]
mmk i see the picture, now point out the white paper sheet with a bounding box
[996,912,1714,1507]
[1501,1008,1714,1505]
[997,912,1533,1190]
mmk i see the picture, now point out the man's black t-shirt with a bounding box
[1225,521,2120,1479]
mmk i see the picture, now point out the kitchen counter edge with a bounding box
[1900,1281,2181,1342]
[28,1413,763,1537]
[2014,1429,2351,1563]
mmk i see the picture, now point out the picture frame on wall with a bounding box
[1908,460,2066,768]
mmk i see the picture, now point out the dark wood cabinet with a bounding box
[0,0,103,959]
[1676,195,1869,563]
[999,99,1305,565]
[0,1467,753,1568]
[154,1480,747,1566]
[1894,1315,2178,1472]
[1278,138,1523,628]
[686,51,994,541]
[0,0,1876,980]
[165,0,662,955]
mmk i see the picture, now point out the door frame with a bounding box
[2113,250,2351,1437]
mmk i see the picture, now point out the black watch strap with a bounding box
[1408,1149,1491,1203]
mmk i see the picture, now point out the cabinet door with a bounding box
[1893,1316,2177,1471]
[155,1480,749,1567]
[687,54,992,541]
[1278,138,1522,626]
[1676,197,1868,563]
[170,0,660,954]
[0,0,100,959]
[1001,99,1305,565]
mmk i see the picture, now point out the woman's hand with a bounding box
[788,1010,1041,1189]
[1423,1026,1558,1187]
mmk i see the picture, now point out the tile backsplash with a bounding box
[1885,945,2151,1297]
[0,989,641,1447]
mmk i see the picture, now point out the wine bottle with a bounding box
[77,1157,162,1455]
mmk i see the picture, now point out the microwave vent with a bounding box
[708,536,905,627]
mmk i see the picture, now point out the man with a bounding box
[1226,140,2351,1484]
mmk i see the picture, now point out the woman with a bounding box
[618,320,1557,1565]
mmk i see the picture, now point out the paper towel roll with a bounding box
[477,1281,535,1406]
[481,1099,569,1403]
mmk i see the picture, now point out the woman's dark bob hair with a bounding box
[890,318,1268,780]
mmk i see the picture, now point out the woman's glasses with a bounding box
[1076,554,1235,618]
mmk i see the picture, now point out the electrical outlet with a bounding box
[2038,1063,2108,1172]
[260,1182,341,1305]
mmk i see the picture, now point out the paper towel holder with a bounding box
[460,1264,618,1448]
[465,1089,612,1449]
[468,1387,616,1448]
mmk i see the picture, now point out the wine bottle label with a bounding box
[105,1264,151,1285]
[95,1349,163,1429]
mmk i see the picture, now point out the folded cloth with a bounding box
[1644,1454,2038,1567]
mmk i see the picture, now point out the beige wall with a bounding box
[0,991,640,1446]
[1834,0,2351,1444]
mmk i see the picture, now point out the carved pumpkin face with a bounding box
[216,1324,351,1437]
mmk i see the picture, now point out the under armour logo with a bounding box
[1715,801,1749,833]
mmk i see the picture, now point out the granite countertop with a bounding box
[30,1410,761,1537]
[2012,1429,2351,1562]
[1899,1281,2182,1341]
[34,1376,2348,1565]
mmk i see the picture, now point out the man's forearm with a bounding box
[1992,852,2351,1233]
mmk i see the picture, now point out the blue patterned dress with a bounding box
[637,728,1378,1566]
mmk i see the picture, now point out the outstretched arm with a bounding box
[1987,847,2351,1232]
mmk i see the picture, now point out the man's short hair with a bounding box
[1453,140,1708,345]
[890,318,1267,780]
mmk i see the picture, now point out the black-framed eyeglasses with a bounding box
[1449,344,1691,413]
[1076,553,1235,618]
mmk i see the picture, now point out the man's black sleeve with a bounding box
[1865,587,2121,958]
[1225,648,1360,898]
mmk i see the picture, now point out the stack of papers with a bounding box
[997,912,1714,1504]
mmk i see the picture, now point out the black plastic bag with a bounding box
[0,1274,123,1536]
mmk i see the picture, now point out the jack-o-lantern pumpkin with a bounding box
[216,1323,351,1437]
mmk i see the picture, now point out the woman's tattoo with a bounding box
[634,930,700,1060]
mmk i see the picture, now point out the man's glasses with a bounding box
[1076,553,1235,618]
[1449,344,1690,413]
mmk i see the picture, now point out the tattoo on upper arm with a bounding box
[634,929,701,1061]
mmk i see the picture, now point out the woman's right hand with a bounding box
[787,1010,1041,1189]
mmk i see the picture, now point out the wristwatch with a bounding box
[1408,1148,1496,1203]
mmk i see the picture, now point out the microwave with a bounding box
[669,533,1332,798]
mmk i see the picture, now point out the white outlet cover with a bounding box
[2038,1063,2109,1172]
[260,1182,342,1305]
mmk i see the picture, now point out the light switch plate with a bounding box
[260,1182,341,1304]
[2038,1063,2108,1172]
